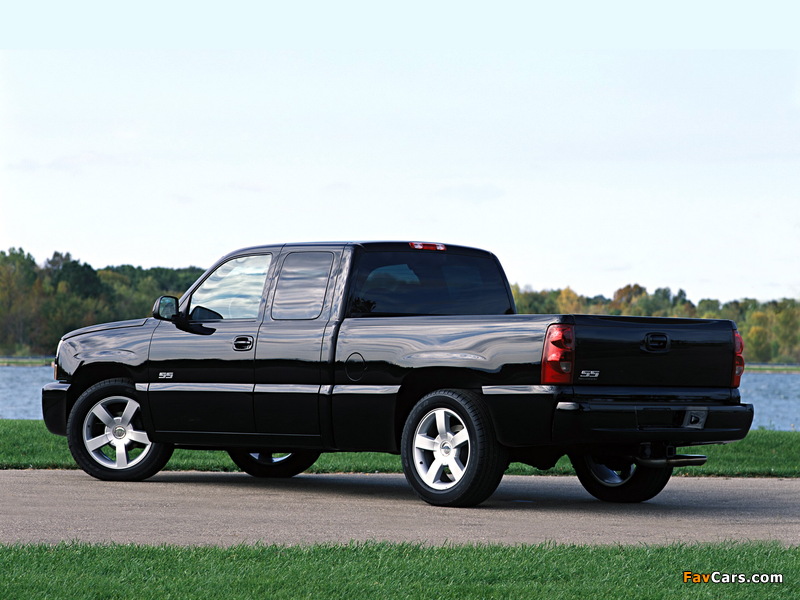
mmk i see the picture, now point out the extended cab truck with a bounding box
[42,242,753,507]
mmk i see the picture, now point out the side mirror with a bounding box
[153,296,179,321]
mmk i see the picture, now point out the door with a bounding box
[147,253,273,433]
[254,249,339,441]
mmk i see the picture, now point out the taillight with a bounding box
[732,330,745,387]
[542,324,575,384]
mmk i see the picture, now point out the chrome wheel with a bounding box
[248,451,292,464]
[412,408,471,490]
[585,456,636,487]
[67,378,173,481]
[82,396,152,470]
[227,448,321,478]
[570,453,673,503]
[401,389,507,507]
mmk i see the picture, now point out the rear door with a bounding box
[253,246,343,444]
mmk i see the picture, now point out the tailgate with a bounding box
[571,315,736,388]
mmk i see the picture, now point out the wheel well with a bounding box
[393,368,486,449]
[65,364,135,418]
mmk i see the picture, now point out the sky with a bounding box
[1,2,799,304]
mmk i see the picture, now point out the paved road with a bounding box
[2,470,798,546]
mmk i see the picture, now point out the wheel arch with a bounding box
[65,363,138,422]
[393,368,493,450]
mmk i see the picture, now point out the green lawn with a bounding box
[1,541,797,600]
[1,420,797,477]
[746,364,800,373]
[0,358,52,366]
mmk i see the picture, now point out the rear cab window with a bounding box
[347,246,515,317]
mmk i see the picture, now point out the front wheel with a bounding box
[227,449,321,478]
[570,453,673,502]
[401,389,507,507]
[67,378,174,481]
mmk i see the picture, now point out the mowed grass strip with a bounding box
[0,420,797,477]
[1,541,797,600]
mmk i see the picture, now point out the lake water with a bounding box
[1,366,797,431]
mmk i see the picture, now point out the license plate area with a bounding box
[637,407,708,429]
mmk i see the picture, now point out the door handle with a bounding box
[233,335,254,351]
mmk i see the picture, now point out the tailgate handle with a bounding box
[643,333,670,352]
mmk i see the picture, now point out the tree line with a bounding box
[0,248,203,356]
[512,283,800,364]
[1,247,798,363]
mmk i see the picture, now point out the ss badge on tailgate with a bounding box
[579,370,600,380]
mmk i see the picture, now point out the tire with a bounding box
[401,389,508,507]
[227,449,321,478]
[66,378,174,481]
[570,453,673,503]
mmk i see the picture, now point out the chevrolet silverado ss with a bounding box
[42,241,753,506]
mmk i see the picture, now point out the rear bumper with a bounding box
[42,382,71,436]
[552,400,754,446]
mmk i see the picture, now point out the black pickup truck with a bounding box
[42,241,752,506]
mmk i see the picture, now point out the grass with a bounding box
[0,356,52,366]
[1,420,797,477]
[1,541,797,600]
[747,364,800,373]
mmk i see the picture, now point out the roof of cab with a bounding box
[219,241,494,258]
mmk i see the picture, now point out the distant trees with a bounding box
[1,247,798,363]
[0,248,203,356]
[512,284,800,364]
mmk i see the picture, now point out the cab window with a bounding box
[188,254,272,321]
[347,250,513,316]
[271,252,335,320]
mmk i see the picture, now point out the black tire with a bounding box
[227,449,321,478]
[66,378,174,481]
[401,389,508,507]
[570,453,673,502]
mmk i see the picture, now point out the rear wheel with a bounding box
[570,453,672,502]
[401,389,507,507]
[67,378,173,481]
[227,449,321,478]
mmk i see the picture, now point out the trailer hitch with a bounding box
[634,444,707,467]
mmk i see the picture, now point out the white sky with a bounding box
[1,2,799,304]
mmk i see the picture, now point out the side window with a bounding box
[272,252,335,320]
[347,251,514,316]
[188,254,272,321]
